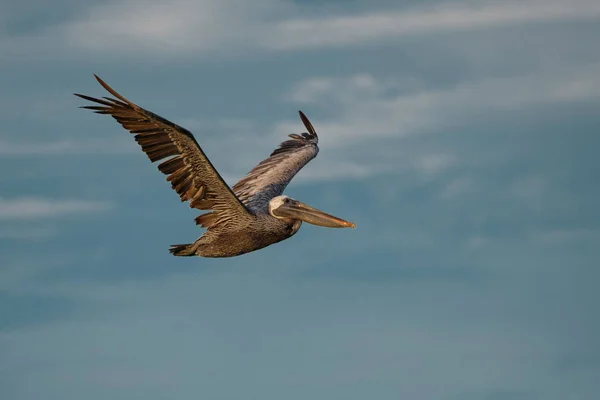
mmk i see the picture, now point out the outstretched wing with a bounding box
[74,75,252,229]
[232,111,319,212]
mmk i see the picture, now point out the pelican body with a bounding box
[75,76,355,257]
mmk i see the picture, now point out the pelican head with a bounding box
[269,195,356,228]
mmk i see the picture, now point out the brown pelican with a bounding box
[75,75,355,258]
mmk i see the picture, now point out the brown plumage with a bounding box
[75,75,355,258]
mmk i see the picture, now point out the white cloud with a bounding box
[269,0,600,50]
[60,0,268,54]
[282,62,600,148]
[17,0,285,58]
[0,197,113,220]
[288,74,391,104]
[2,0,599,59]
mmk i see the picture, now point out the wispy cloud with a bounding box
[2,0,599,60]
[268,0,600,50]
[60,0,273,54]
[281,62,600,147]
[0,0,281,59]
[0,197,112,220]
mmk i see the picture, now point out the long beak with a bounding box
[275,200,356,228]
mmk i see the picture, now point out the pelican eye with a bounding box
[284,198,290,203]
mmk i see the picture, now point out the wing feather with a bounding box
[232,111,319,212]
[75,75,252,229]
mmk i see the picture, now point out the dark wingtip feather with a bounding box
[92,74,131,104]
[298,110,318,138]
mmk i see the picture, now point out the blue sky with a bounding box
[1,0,599,398]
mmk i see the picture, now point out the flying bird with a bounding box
[75,75,355,258]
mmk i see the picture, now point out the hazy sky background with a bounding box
[1,0,599,399]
